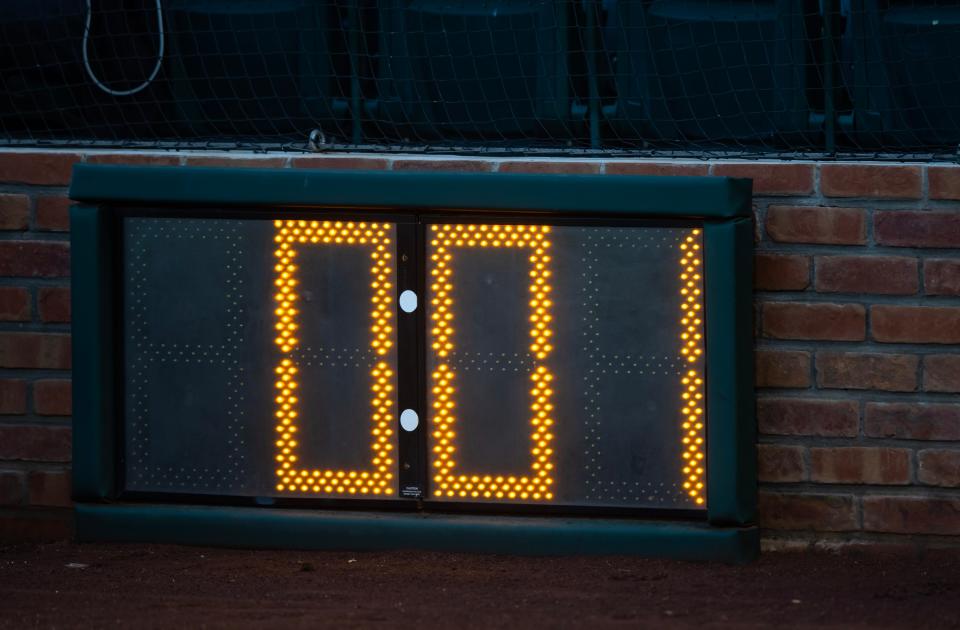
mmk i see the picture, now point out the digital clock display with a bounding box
[121,215,706,511]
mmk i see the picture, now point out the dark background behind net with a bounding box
[2,0,960,159]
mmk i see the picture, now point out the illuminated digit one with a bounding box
[678,229,706,506]
[272,219,396,495]
[428,224,555,501]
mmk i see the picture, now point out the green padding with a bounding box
[70,205,115,501]
[68,165,752,219]
[704,219,756,526]
[76,504,759,563]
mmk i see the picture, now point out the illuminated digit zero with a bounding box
[678,229,706,506]
[428,224,555,501]
[272,220,396,495]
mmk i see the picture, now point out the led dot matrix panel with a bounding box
[71,168,755,559]
[424,224,705,509]
[123,218,403,498]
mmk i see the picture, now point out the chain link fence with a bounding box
[2,0,959,160]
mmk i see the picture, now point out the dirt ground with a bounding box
[1,543,958,629]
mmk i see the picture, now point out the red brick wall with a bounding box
[1,149,958,548]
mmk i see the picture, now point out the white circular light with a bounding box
[399,290,418,313]
[400,409,419,432]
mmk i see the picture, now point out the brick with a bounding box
[757,398,859,437]
[0,333,71,369]
[0,241,69,277]
[918,450,960,487]
[712,163,814,195]
[754,301,761,338]
[0,287,30,321]
[184,156,287,169]
[865,402,960,441]
[757,444,806,482]
[754,253,809,291]
[927,165,960,200]
[35,196,70,232]
[0,514,73,542]
[820,164,922,199]
[497,161,599,175]
[762,302,865,341]
[604,161,709,176]
[393,159,494,173]
[37,287,70,323]
[0,471,25,506]
[816,352,918,392]
[0,425,71,462]
[0,193,29,230]
[871,305,960,344]
[33,380,71,416]
[765,205,866,245]
[85,153,181,166]
[27,470,72,507]
[815,256,918,295]
[863,496,960,535]
[0,152,79,185]
[924,355,960,393]
[924,259,960,296]
[875,211,960,248]
[752,204,762,244]
[291,156,389,170]
[758,492,858,531]
[810,447,911,485]
[755,349,811,389]
[0,379,27,414]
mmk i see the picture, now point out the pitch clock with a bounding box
[70,166,757,561]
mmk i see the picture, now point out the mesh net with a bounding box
[2,0,960,159]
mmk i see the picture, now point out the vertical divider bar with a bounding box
[396,222,425,498]
[416,219,429,502]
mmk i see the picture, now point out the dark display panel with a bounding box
[425,224,706,510]
[122,216,705,511]
[123,217,400,498]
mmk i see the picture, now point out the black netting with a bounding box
[2,0,960,159]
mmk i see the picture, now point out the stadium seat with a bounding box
[609,0,811,144]
[166,0,342,137]
[846,0,960,149]
[375,0,571,140]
